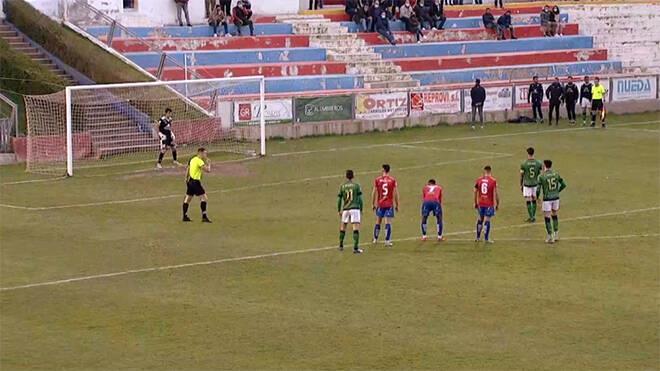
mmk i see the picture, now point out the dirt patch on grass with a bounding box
[121,162,251,180]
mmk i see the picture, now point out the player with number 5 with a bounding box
[474,165,500,244]
[372,164,399,247]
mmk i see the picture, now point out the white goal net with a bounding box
[24,76,265,176]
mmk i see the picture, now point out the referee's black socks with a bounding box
[172,150,178,162]
[158,152,164,163]
[201,201,207,215]
[182,202,189,216]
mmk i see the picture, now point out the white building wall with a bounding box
[26,0,301,26]
[566,4,660,73]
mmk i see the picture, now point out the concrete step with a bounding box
[89,127,142,136]
[310,39,366,48]
[0,30,17,37]
[281,18,333,24]
[347,65,401,75]
[293,25,347,34]
[327,52,382,62]
[309,33,357,41]
[363,73,414,83]
[276,14,325,22]
[364,80,420,89]
[2,35,22,43]
[325,46,374,54]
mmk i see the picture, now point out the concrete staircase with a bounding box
[0,20,77,85]
[277,15,419,89]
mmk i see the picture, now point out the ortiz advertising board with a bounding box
[233,99,293,124]
[410,90,462,116]
[464,86,513,112]
[355,92,409,120]
[612,76,658,101]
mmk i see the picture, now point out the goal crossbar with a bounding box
[59,76,266,176]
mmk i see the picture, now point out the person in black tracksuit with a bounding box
[527,76,544,123]
[470,79,486,129]
[563,76,579,125]
[545,77,563,126]
[579,76,592,126]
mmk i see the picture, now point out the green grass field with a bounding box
[1,113,659,370]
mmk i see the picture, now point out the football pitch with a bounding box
[1,113,659,370]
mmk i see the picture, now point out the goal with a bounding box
[24,76,266,176]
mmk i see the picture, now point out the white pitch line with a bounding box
[1,206,658,292]
[449,234,660,242]
[269,120,660,158]
[2,119,657,187]
[0,154,511,211]
[394,144,511,156]
[609,127,660,134]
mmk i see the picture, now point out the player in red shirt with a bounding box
[474,165,500,243]
[421,179,445,241]
[371,164,399,247]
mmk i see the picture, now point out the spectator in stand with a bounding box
[309,0,323,10]
[374,6,397,44]
[496,10,516,40]
[430,0,446,30]
[470,79,486,129]
[474,0,483,4]
[494,0,503,8]
[381,0,395,19]
[579,75,593,125]
[527,75,544,124]
[552,5,563,36]
[482,8,498,34]
[174,0,192,27]
[369,1,383,32]
[547,5,558,36]
[219,0,232,18]
[209,4,230,37]
[415,0,434,31]
[563,76,579,125]
[346,0,368,32]
[233,0,255,36]
[540,5,551,37]
[399,0,424,43]
[546,77,564,126]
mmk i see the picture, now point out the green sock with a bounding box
[531,202,537,218]
[526,201,533,218]
[353,230,360,249]
[339,230,346,247]
[552,215,559,232]
[544,217,553,235]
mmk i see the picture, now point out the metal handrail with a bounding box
[0,92,18,137]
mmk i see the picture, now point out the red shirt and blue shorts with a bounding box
[421,184,443,217]
[475,175,497,218]
[374,175,397,218]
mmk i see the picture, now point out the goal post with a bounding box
[26,76,266,176]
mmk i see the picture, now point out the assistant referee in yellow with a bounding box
[183,147,212,223]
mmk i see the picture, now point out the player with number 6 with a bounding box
[474,165,499,244]
[372,164,399,247]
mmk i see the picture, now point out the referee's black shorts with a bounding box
[186,179,205,196]
[591,99,604,111]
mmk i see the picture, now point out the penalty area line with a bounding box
[0,154,511,211]
[1,206,658,292]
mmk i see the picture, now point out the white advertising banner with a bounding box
[355,92,409,120]
[464,86,513,112]
[410,90,462,116]
[233,99,293,124]
[612,76,657,101]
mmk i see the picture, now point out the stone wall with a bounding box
[565,3,660,73]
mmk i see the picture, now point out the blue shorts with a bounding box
[478,206,495,218]
[376,207,395,218]
[421,201,442,217]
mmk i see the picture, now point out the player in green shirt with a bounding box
[520,147,543,222]
[337,170,364,254]
[538,160,567,244]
